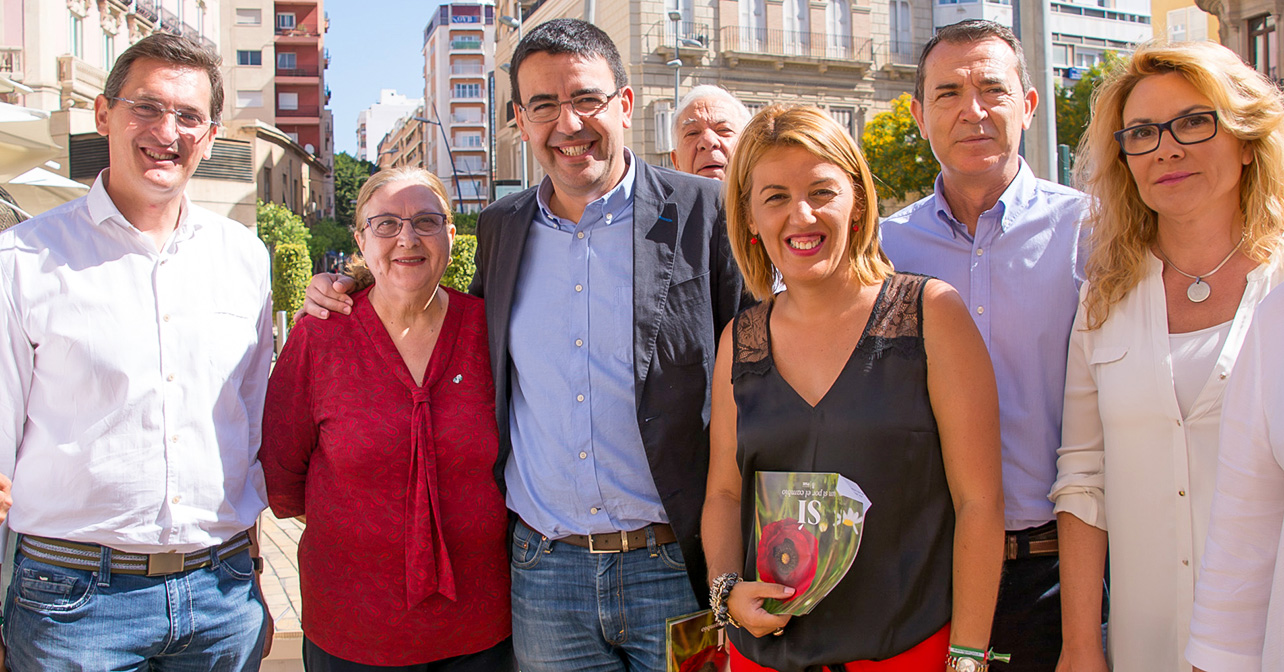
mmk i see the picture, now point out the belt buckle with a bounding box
[147,551,186,576]
[588,531,626,554]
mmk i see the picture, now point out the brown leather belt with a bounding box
[1005,522,1059,560]
[18,531,252,577]
[556,523,677,553]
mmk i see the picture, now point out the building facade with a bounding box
[221,0,335,219]
[423,1,494,213]
[355,88,422,162]
[376,104,426,169]
[1204,0,1278,83]
[491,0,928,188]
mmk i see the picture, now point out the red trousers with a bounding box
[728,624,950,672]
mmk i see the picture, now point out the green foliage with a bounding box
[441,234,477,293]
[860,94,940,209]
[272,242,311,327]
[256,200,310,255]
[307,217,357,268]
[452,211,478,236]
[334,151,376,227]
[1055,53,1121,161]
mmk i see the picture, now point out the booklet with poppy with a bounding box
[666,610,730,672]
[751,471,872,616]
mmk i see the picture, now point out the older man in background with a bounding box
[668,85,750,180]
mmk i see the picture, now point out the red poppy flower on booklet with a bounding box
[756,519,819,601]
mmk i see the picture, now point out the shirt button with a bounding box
[975,306,984,315]
[1219,372,1227,380]
[575,339,583,347]
[1177,419,1183,427]
[170,434,179,443]
[1179,490,1186,496]
[590,507,599,514]
[159,259,168,265]
[577,231,585,239]
[166,374,175,382]
[163,314,171,322]
[172,496,181,504]
[577,394,585,402]
[579,451,588,459]
[976,248,984,256]
[575,284,583,292]
[1183,559,1190,566]
[605,213,613,224]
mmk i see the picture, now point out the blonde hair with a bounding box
[347,167,455,286]
[724,105,891,301]
[1076,40,1284,328]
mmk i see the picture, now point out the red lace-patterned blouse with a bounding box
[261,286,510,666]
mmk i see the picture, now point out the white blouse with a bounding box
[1187,285,1284,672]
[1051,253,1284,672]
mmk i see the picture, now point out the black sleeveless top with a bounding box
[728,273,954,671]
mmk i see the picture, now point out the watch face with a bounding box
[956,659,982,672]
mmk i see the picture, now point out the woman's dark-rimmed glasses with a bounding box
[1114,110,1219,156]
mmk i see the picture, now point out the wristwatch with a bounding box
[946,655,988,672]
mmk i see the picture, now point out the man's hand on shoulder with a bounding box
[299,274,357,321]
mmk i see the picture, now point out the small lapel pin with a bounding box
[452,374,462,384]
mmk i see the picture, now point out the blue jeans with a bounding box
[3,542,268,671]
[510,521,700,672]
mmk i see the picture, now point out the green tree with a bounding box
[452,211,478,236]
[1055,52,1121,160]
[860,93,939,210]
[272,241,311,327]
[307,217,357,269]
[334,151,376,227]
[256,200,310,255]
[441,234,477,292]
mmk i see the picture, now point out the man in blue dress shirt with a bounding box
[304,19,744,672]
[881,20,1094,671]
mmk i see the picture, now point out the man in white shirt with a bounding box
[0,34,273,670]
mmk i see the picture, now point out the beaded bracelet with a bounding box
[948,645,1012,664]
[709,572,742,629]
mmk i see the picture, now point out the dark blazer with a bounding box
[469,159,745,601]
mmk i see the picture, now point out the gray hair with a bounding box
[671,85,752,141]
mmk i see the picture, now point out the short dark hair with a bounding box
[509,18,628,106]
[103,33,224,124]
[914,20,1032,101]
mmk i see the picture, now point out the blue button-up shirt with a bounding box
[504,151,669,538]
[881,160,1088,530]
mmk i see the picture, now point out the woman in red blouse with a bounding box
[261,167,512,671]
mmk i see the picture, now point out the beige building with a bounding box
[221,0,335,219]
[422,1,495,212]
[491,0,927,186]
[376,104,427,170]
[1197,0,1276,80]
[1151,0,1218,43]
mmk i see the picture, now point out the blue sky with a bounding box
[327,0,444,157]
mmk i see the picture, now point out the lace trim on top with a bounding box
[732,273,929,380]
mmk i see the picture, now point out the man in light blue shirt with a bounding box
[881,20,1092,671]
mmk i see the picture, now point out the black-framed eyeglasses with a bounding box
[108,96,216,133]
[364,213,449,238]
[1113,110,1219,156]
[519,90,621,123]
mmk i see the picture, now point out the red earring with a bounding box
[749,235,758,245]
[852,223,860,232]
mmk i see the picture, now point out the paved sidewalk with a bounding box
[259,512,305,671]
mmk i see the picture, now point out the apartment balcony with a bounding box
[877,40,919,78]
[0,48,21,76]
[277,105,321,119]
[106,0,133,12]
[452,137,485,150]
[277,66,320,80]
[450,64,486,77]
[451,90,484,101]
[276,25,322,44]
[58,55,108,109]
[450,38,484,51]
[132,1,158,25]
[449,114,486,126]
[719,26,873,74]
[646,21,712,56]
[454,159,488,175]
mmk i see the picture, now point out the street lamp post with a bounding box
[413,111,466,208]
[668,10,682,108]
[500,9,527,189]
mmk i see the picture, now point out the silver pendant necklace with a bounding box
[1156,233,1246,303]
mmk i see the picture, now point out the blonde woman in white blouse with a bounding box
[1051,41,1284,672]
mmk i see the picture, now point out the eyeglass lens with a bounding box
[524,92,615,122]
